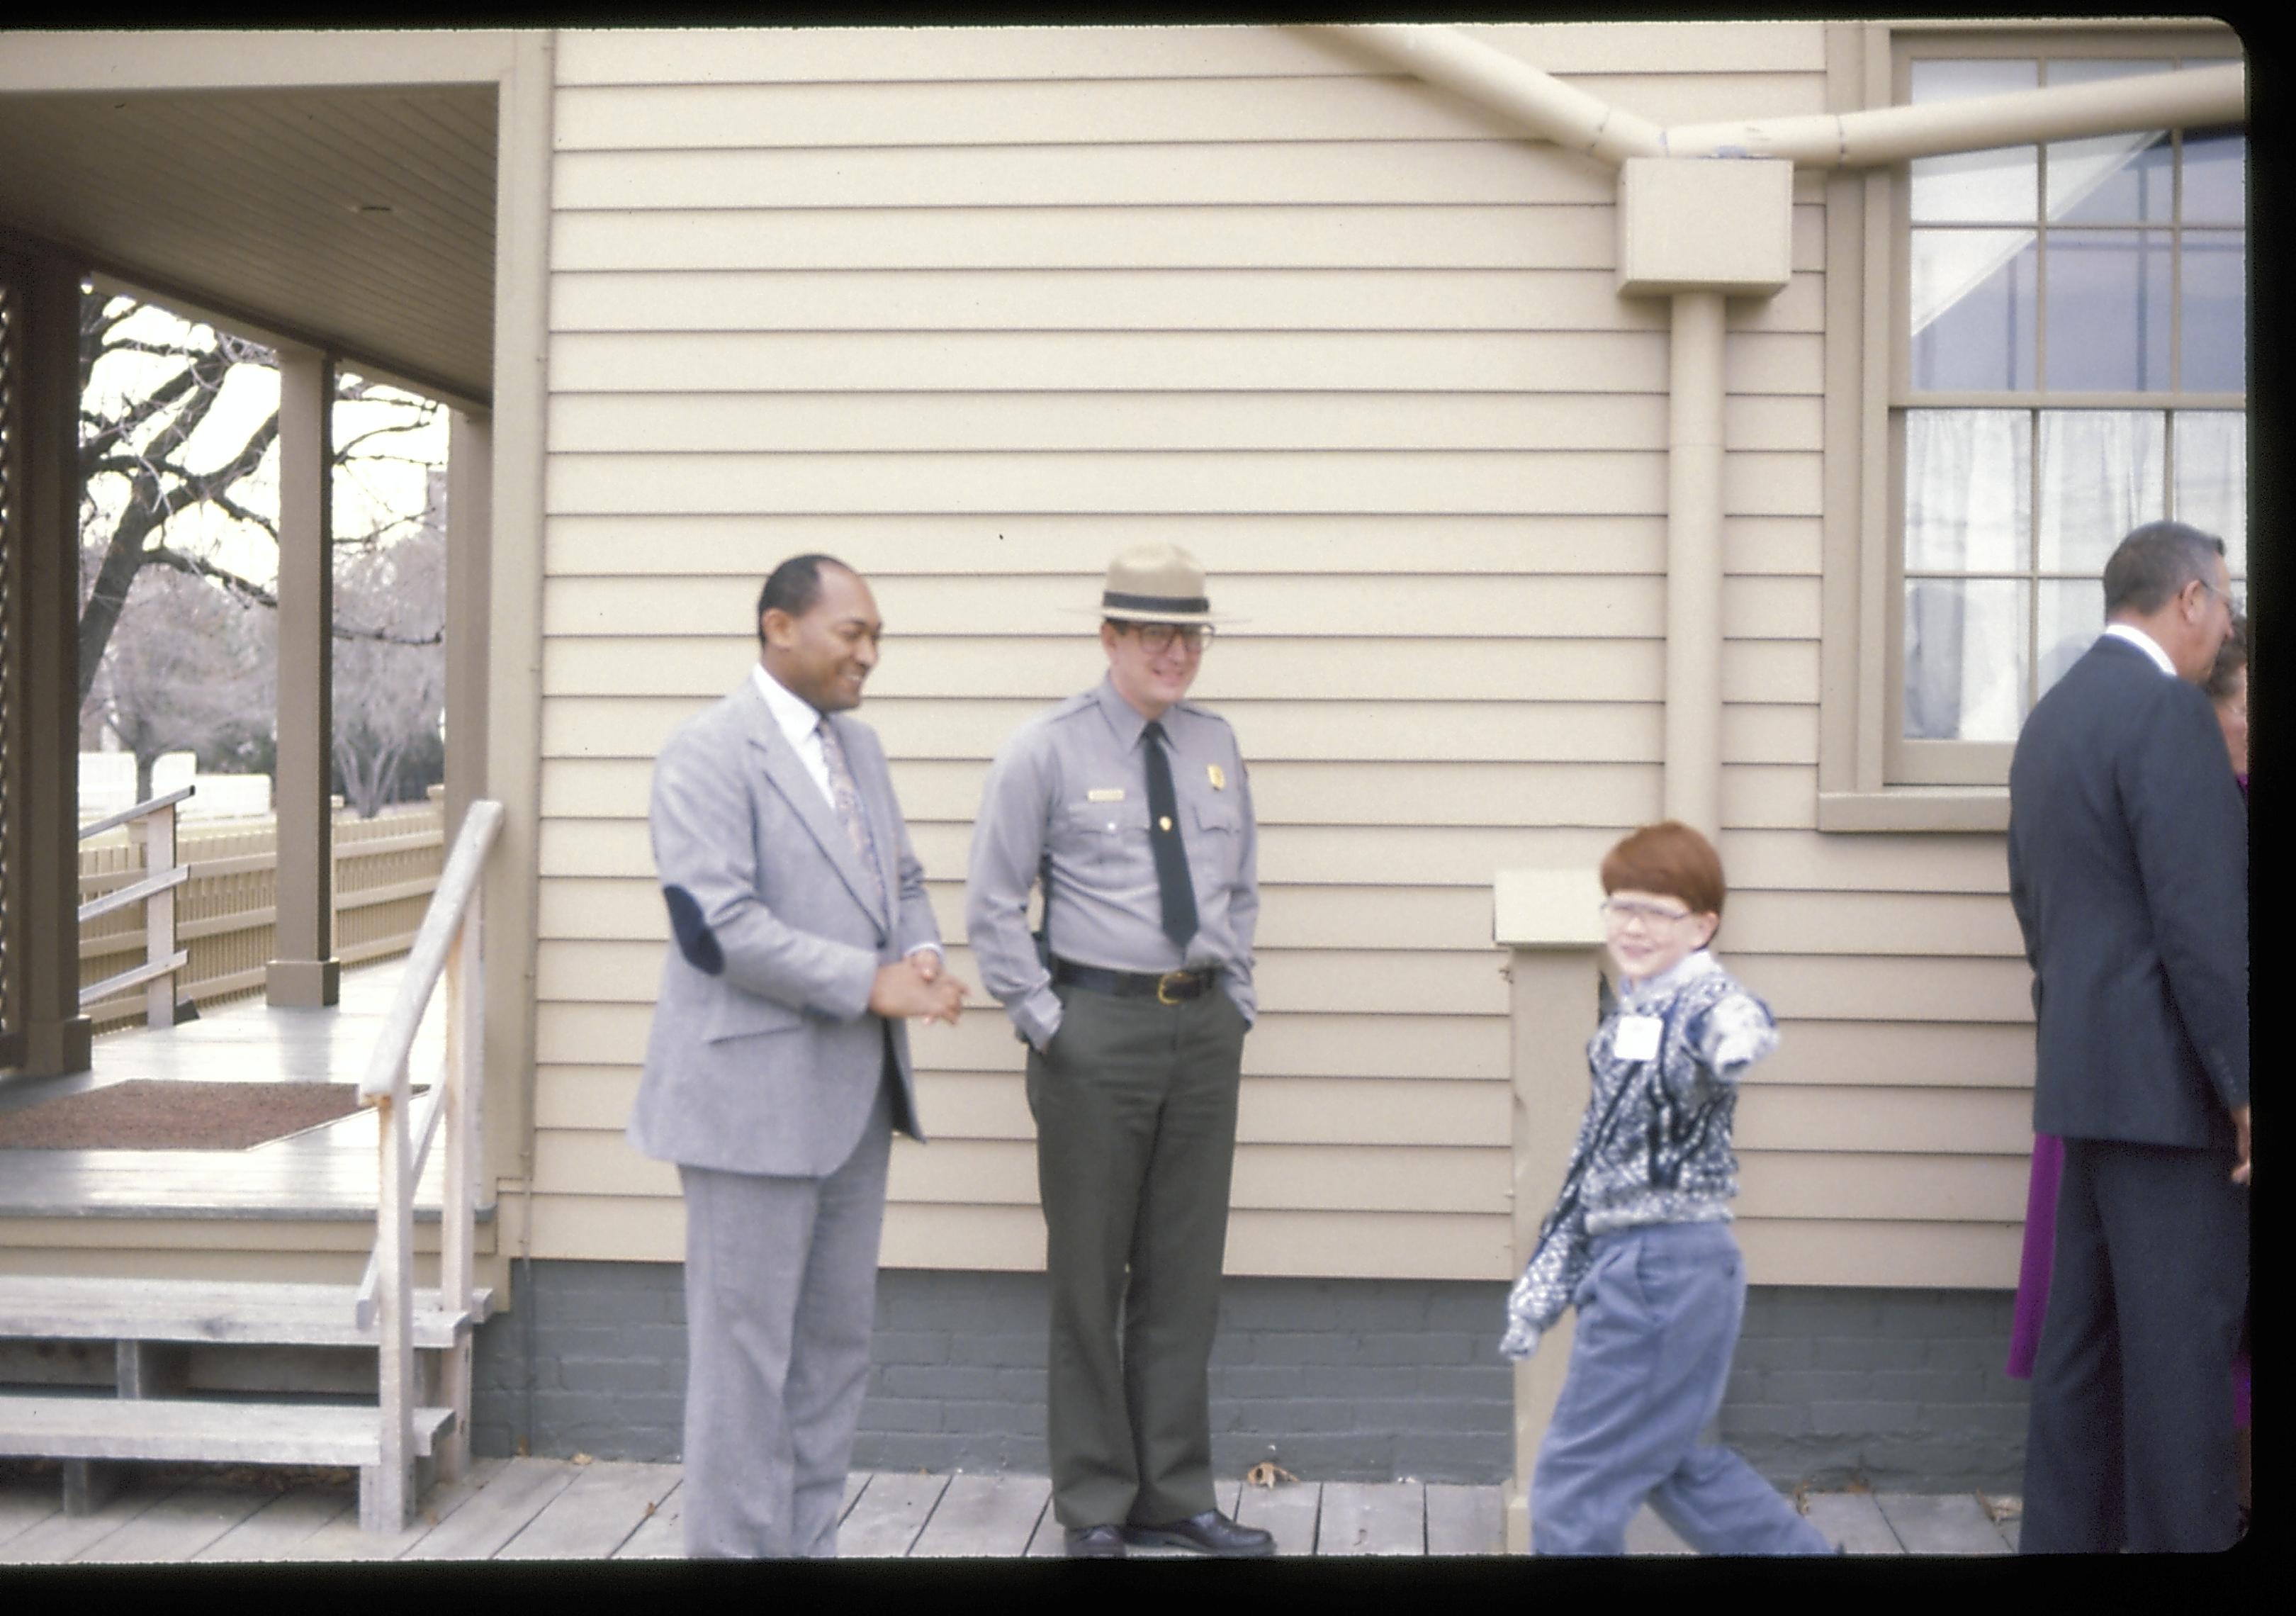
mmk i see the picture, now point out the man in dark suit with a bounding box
[628,554,967,1557]
[2009,520,2249,1554]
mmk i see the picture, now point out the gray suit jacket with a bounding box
[2007,634,2249,1150]
[628,678,936,1178]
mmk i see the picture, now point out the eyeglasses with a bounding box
[1600,898,1697,928]
[1127,622,1212,654]
[2194,578,2244,616]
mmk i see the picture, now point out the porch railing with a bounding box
[76,785,195,1028]
[77,793,446,1030]
[350,797,502,1532]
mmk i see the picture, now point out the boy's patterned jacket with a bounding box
[1499,950,1777,1361]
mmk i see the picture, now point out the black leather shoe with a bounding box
[1064,1524,1127,1558]
[1122,1509,1275,1557]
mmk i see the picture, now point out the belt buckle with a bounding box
[1156,970,1192,1006]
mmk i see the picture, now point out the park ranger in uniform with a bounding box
[965,542,1271,1559]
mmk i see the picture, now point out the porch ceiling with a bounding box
[0,84,495,405]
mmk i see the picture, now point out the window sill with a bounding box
[1816,789,2010,834]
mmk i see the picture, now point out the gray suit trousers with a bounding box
[678,1074,894,1558]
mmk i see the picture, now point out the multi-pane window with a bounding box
[1891,51,2245,775]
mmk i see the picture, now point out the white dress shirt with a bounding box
[750,662,837,806]
[2101,622,2177,677]
[750,662,939,963]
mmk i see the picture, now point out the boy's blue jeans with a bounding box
[1531,1220,1833,1555]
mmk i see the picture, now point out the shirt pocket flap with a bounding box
[703,992,809,1043]
[1191,797,1244,836]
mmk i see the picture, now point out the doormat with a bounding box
[0,1081,395,1151]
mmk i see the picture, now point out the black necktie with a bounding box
[1142,721,1198,948]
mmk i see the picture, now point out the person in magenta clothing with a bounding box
[2005,609,2249,1522]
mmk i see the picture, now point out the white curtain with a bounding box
[1903,411,2027,741]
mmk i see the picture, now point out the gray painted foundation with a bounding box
[468,1261,2030,1491]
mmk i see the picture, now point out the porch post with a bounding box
[443,409,491,843]
[1492,868,1607,1553]
[266,344,338,1007]
[9,249,92,1074]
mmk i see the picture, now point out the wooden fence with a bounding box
[77,791,445,1033]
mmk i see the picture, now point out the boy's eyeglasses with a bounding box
[1600,898,1696,928]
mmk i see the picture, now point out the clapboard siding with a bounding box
[532,694,1816,768]
[539,636,1818,705]
[533,1065,2032,1152]
[541,449,1824,519]
[548,329,1821,396]
[539,575,1820,641]
[547,264,1830,334]
[536,512,1823,576]
[534,762,1844,841]
[531,22,2037,1291]
[548,23,1828,85]
[545,393,1828,453]
[549,74,1828,152]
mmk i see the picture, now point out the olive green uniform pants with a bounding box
[1028,982,1249,1529]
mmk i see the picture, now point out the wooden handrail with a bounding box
[76,785,196,843]
[357,799,503,1104]
[77,786,194,1030]
[350,797,503,1533]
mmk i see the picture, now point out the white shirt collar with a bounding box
[2101,622,2177,677]
[750,663,838,806]
[752,662,824,744]
[1619,948,1719,1009]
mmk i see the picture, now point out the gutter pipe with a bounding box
[1665,60,2246,166]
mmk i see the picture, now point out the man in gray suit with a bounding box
[628,554,966,1558]
[2009,521,2249,1553]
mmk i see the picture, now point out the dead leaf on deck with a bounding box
[1979,1493,2021,1522]
[1245,1461,1299,1487]
[573,1452,594,1465]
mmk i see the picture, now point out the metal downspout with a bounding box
[1665,293,1728,840]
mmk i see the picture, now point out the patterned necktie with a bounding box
[1142,720,1198,948]
[817,717,887,916]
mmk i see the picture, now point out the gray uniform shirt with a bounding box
[967,675,1259,1051]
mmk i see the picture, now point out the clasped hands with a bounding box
[869,949,969,1026]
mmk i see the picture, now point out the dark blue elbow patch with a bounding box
[663,885,724,976]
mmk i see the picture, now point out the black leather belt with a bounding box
[1052,958,1217,1005]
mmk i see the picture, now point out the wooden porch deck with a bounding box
[0,958,450,1220]
[0,1457,2022,1561]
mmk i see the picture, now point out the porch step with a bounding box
[0,1275,493,1350]
[0,1392,454,1466]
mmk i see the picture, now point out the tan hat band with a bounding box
[1103,589,1209,615]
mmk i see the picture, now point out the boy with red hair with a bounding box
[1502,821,1833,1555]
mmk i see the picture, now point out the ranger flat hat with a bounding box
[1095,542,1236,626]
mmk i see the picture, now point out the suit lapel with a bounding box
[738,686,889,938]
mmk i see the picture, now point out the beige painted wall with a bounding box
[529,21,2033,1289]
